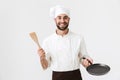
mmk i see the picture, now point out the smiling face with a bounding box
[54,14,70,31]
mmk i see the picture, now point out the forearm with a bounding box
[40,56,49,70]
[37,48,49,69]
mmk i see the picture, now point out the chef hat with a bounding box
[50,5,70,18]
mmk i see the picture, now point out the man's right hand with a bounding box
[37,48,45,58]
[37,48,48,69]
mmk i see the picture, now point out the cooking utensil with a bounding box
[83,57,110,76]
[29,32,41,49]
[29,32,48,69]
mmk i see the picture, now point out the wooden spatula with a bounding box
[29,32,41,49]
[29,32,48,69]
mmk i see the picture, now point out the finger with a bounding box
[86,58,93,64]
[84,59,91,67]
[82,59,88,67]
[38,48,43,52]
[38,49,45,54]
[40,51,45,56]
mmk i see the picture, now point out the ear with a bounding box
[69,17,70,20]
[54,18,56,21]
[68,17,70,21]
[54,18,57,22]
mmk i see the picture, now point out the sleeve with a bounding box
[79,36,90,63]
[42,40,51,67]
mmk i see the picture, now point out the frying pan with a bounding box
[83,57,110,76]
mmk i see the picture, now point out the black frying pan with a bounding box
[83,58,110,76]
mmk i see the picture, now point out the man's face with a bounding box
[54,14,70,31]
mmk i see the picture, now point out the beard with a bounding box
[56,22,69,31]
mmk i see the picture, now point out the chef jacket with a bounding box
[42,30,89,71]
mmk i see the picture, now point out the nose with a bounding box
[60,18,65,22]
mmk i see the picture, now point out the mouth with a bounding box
[59,23,67,26]
[60,23,65,26]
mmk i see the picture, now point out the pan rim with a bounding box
[86,63,110,75]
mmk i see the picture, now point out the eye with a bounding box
[57,16,61,19]
[64,16,69,19]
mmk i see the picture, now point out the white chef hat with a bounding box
[50,5,70,18]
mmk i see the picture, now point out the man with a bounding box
[38,5,93,80]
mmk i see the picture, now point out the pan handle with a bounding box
[82,57,92,65]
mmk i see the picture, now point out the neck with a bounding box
[56,28,69,36]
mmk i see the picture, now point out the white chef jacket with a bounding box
[42,31,89,72]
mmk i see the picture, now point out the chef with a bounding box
[37,5,93,80]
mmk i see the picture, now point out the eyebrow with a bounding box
[57,15,69,18]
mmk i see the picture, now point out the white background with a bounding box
[0,0,120,80]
